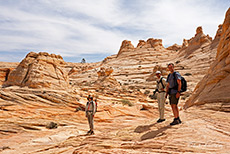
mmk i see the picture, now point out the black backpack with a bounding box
[157,77,165,89]
[170,72,187,93]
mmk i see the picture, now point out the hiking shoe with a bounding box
[157,119,165,123]
[87,130,91,134]
[90,131,94,135]
[170,119,180,125]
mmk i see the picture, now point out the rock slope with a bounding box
[185,8,230,112]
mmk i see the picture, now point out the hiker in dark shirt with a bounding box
[165,63,182,125]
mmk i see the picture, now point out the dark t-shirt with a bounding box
[166,71,181,94]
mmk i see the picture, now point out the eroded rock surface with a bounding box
[4,52,69,90]
[185,8,230,112]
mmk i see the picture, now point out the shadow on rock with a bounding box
[141,125,172,141]
[134,122,157,133]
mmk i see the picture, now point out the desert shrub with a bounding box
[175,60,180,64]
[184,73,192,76]
[144,90,150,95]
[121,99,133,107]
[128,86,135,90]
[46,122,58,129]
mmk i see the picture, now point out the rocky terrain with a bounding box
[0,8,229,154]
[185,8,230,112]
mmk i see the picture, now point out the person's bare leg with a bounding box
[175,105,179,118]
[171,104,179,118]
[171,104,176,118]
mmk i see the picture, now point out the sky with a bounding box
[0,0,229,63]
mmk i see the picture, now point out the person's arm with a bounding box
[93,101,96,116]
[165,82,170,98]
[176,79,181,98]
[85,102,88,117]
[162,78,167,91]
[154,81,159,95]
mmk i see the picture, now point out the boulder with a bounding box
[94,67,121,91]
[4,52,69,90]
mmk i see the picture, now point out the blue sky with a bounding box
[0,0,229,63]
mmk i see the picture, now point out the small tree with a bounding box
[81,58,86,63]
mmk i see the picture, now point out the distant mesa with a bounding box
[4,52,70,90]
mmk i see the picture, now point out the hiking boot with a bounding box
[157,119,165,123]
[178,118,182,124]
[90,131,94,135]
[87,130,91,134]
[170,119,180,125]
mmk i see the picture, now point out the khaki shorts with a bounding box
[169,94,179,105]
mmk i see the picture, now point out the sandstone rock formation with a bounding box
[1,8,230,154]
[0,68,11,85]
[0,62,18,86]
[211,24,223,49]
[147,38,164,49]
[181,38,189,49]
[185,8,230,111]
[93,67,121,91]
[136,38,164,50]
[179,26,212,57]
[146,65,167,81]
[4,52,69,90]
[167,43,182,51]
[117,40,135,57]
[136,40,146,48]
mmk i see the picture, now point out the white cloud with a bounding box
[0,0,229,62]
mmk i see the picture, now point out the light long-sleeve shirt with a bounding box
[85,101,97,115]
[156,76,167,92]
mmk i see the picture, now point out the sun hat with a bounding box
[155,71,161,74]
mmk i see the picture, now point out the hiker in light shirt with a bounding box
[154,71,167,123]
[85,95,97,135]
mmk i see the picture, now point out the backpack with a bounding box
[169,72,187,93]
[87,100,97,112]
[95,100,98,112]
[157,77,165,89]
